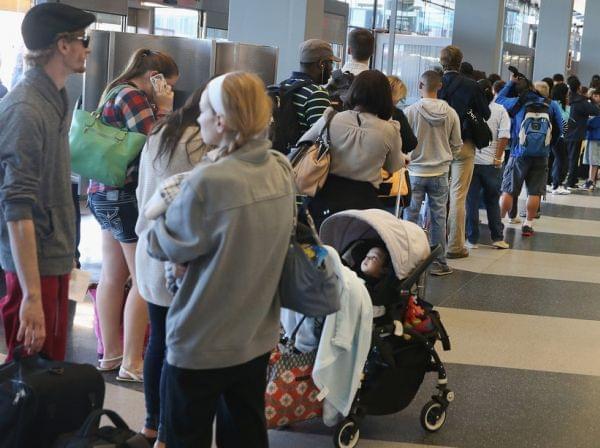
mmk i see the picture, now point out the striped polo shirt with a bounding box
[282,71,331,133]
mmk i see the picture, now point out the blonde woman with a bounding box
[146,72,295,448]
[388,75,418,153]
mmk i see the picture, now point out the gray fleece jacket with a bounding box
[404,98,463,176]
[146,139,295,370]
[0,67,75,276]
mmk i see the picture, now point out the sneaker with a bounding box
[430,262,453,276]
[519,210,527,218]
[492,240,510,249]
[465,241,479,249]
[521,225,534,237]
[580,181,595,191]
[508,217,521,224]
[567,184,580,190]
[546,184,553,193]
[554,186,571,195]
[446,248,469,259]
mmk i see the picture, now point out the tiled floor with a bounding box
[2,188,600,447]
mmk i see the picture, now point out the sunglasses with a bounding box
[74,35,91,49]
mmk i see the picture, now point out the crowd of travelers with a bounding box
[1,3,600,448]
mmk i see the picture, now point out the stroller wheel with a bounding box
[420,400,447,432]
[333,418,360,448]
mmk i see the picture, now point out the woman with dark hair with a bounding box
[88,48,178,381]
[564,76,600,188]
[298,70,406,228]
[135,86,210,447]
[549,83,570,193]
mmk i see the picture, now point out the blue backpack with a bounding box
[517,101,553,157]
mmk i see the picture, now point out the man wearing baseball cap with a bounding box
[0,3,95,361]
[278,39,340,149]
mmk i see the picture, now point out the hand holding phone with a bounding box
[150,73,167,94]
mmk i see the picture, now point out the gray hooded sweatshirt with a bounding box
[146,139,295,370]
[0,67,75,276]
[404,98,463,176]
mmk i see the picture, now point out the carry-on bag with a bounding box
[0,349,105,448]
[265,317,322,428]
[53,409,150,448]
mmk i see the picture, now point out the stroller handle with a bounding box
[399,244,443,291]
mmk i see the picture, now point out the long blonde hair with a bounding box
[219,72,272,154]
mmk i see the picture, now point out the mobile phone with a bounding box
[150,73,167,94]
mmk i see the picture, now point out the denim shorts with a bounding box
[88,190,139,243]
[501,156,548,196]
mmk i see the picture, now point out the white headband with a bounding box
[207,74,227,117]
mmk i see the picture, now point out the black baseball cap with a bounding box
[21,3,95,51]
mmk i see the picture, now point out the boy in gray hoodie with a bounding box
[403,70,462,276]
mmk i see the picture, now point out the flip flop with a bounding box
[97,355,123,372]
[117,366,144,383]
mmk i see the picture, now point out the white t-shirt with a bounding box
[475,102,511,165]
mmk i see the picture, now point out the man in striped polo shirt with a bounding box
[282,39,340,135]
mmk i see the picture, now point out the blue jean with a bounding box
[144,302,169,442]
[466,164,504,244]
[404,174,449,265]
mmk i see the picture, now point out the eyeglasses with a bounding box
[75,35,91,49]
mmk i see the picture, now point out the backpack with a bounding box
[326,69,355,112]
[518,101,553,157]
[268,80,312,155]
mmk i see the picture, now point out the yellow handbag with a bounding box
[381,167,409,197]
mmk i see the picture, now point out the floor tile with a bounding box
[437,307,600,377]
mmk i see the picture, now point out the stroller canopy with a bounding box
[319,209,430,280]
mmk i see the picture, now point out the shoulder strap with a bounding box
[96,84,130,113]
[281,79,312,97]
[319,110,337,146]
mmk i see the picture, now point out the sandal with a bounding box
[97,355,123,372]
[117,366,144,383]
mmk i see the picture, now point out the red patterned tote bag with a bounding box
[265,336,323,428]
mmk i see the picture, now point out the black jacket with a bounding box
[439,71,491,140]
[392,107,418,154]
[565,93,600,141]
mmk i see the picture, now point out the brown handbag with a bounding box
[288,112,336,197]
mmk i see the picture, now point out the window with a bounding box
[154,7,199,39]
[503,0,539,48]
[0,9,26,89]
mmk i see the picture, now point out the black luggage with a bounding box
[0,350,105,448]
[53,409,150,448]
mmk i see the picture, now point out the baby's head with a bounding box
[360,245,390,279]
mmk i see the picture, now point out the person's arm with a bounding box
[0,105,45,353]
[116,87,173,135]
[396,109,418,153]
[383,121,404,172]
[8,220,44,353]
[449,109,463,154]
[304,88,331,127]
[146,175,212,264]
[495,108,511,166]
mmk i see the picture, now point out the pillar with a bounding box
[452,0,505,76]
[228,0,325,82]
[578,0,600,85]
[533,0,574,81]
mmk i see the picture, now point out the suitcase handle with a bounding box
[78,409,130,437]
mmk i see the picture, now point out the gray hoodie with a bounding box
[404,98,462,176]
[0,67,75,276]
[146,139,295,370]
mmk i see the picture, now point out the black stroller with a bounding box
[319,209,453,448]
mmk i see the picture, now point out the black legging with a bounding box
[566,139,583,187]
[551,138,569,189]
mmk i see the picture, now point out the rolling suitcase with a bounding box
[0,349,105,448]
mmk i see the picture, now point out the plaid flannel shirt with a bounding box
[88,83,158,194]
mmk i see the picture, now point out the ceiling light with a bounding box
[141,1,177,8]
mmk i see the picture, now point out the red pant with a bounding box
[0,272,70,362]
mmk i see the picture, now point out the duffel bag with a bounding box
[0,350,105,448]
[53,409,150,448]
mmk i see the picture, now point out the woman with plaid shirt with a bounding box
[88,49,178,390]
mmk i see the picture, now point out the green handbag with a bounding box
[69,85,147,187]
